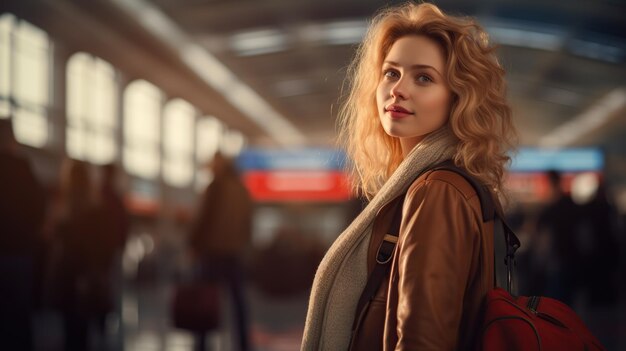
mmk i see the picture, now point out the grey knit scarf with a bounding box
[301,127,457,351]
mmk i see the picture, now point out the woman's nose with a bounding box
[390,80,407,100]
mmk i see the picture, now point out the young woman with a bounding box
[302,2,516,350]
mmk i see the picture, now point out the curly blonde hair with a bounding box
[338,1,517,200]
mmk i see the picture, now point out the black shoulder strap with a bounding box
[351,160,521,335]
[430,160,521,292]
[352,195,404,332]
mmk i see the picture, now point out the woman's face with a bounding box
[376,35,453,155]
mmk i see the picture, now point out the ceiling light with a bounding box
[482,19,566,51]
[230,28,288,56]
[322,20,366,45]
[539,88,626,147]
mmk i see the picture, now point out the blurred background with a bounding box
[0,0,624,350]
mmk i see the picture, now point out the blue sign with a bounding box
[509,147,604,172]
[237,148,347,171]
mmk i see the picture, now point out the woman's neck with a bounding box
[400,136,425,158]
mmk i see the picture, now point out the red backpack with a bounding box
[477,215,606,351]
[428,163,607,351]
[479,286,606,350]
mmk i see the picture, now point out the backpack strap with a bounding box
[493,215,521,293]
[352,194,404,332]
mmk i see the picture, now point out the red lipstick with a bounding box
[385,104,413,119]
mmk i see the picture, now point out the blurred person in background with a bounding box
[577,178,621,348]
[533,170,583,306]
[48,158,116,351]
[0,118,47,351]
[98,163,129,260]
[579,179,620,305]
[188,151,253,351]
[302,3,517,350]
[96,162,129,344]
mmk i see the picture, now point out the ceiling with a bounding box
[5,0,626,148]
[148,0,626,147]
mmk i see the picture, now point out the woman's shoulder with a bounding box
[401,169,485,230]
[407,168,480,202]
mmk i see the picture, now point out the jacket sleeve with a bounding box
[393,178,481,351]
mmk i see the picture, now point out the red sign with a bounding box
[125,194,160,215]
[243,170,352,202]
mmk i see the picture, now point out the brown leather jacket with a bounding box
[349,168,495,351]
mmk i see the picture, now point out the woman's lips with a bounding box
[385,106,413,119]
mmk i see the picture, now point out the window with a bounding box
[196,116,222,164]
[0,13,50,147]
[0,15,10,117]
[123,80,162,179]
[66,52,117,164]
[163,99,195,187]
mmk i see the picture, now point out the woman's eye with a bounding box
[383,70,399,79]
[416,74,433,83]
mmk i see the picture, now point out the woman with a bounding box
[302,2,516,350]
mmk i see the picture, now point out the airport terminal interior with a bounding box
[1,0,625,350]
